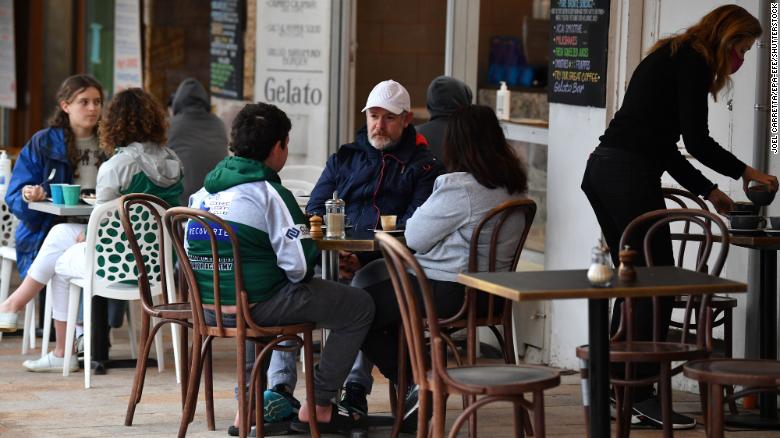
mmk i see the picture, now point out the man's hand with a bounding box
[705,188,735,215]
[338,251,361,281]
[75,232,86,243]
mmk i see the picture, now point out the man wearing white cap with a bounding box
[262,80,443,431]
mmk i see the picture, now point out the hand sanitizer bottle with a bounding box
[496,81,511,121]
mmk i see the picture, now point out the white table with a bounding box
[28,201,94,217]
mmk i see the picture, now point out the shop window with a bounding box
[478,0,549,255]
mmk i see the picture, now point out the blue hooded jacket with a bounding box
[307,124,444,235]
[5,128,74,277]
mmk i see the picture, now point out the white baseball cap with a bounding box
[361,80,411,114]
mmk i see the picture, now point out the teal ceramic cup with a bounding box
[50,183,65,204]
[62,184,81,206]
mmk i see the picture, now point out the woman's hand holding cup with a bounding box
[22,185,46,202]
[742,166,779,193]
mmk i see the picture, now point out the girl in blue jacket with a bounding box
[5,74,104,278]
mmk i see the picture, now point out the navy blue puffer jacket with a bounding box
[307,125,444,234]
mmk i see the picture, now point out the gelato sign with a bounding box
[255,0,330,165]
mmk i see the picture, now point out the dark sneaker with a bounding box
[609,397,641,425]
[289,403,362,434]
[339,382,368,419]
[264,384,301,423]
[632,397,697,430]
[401,384,431,433]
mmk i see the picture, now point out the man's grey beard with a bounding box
[368,135,399,150]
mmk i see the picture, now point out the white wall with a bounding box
[544,0,764,371]
[545,104,606,369]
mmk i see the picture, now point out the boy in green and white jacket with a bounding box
[186,103,374,434]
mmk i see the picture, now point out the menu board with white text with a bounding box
[211,0,244,99]
[548,0,610,107]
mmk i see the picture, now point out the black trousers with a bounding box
[581,146,675,400]
[360,277,499,384]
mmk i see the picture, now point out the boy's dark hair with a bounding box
[229,102,291,162]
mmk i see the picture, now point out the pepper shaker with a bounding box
[618,245,638,282]
[309,215,324,239]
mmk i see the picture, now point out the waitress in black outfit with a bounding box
[581,4,778,429]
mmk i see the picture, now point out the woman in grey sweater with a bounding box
[360,104,529,400]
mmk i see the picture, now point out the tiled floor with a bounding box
[0,330,778,437]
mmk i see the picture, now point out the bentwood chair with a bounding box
[119,194,199,427]
[576,208,730,437]
[165,207,320,438]
[684,359,780,437]
[663,187,738,414]
[390,198,537,437]
[377,232,560,438]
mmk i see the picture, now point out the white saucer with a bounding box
[81,197,96,206]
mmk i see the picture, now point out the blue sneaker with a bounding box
[264,384,301,423]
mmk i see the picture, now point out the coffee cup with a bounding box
[731,202,760,215]
[380,215,397,231]
[62,184,81,206]
[730,215,765,230]
[50,183,66,204]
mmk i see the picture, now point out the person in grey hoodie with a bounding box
[360,105,528,403]
[415,75,473,161]
[168,78,228,205]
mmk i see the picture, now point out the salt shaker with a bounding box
[587,239,613,287]
[325,191,346,239]
[618,245,638,282]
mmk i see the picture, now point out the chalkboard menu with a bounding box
[210,0,244,100]
[548,0,610,107]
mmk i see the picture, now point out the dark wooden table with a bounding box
[456,266,747,438]
[313,229,404,280]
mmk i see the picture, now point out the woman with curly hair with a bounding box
[0,88,183,373]
[5,74,104,281]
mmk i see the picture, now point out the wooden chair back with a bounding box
[119,193,174,314]
[615,208,729,350]
[164,206,248,339]
[440,198,536,327]
[662,187,712,269]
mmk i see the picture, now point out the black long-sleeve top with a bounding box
[599,41,746,196]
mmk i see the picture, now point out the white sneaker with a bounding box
[0,311,18,332]
[23,351,78,373]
